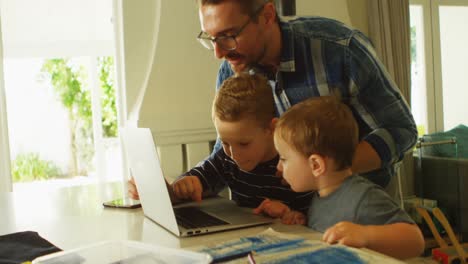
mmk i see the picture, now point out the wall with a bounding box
[346,0,369,35]
[296,0,369,34]
[296,0,351,25]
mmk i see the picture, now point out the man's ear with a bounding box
[262,2,277,25]
[308,154,326,177]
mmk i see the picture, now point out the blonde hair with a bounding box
[275,96,358,170]
[213,73,274,128]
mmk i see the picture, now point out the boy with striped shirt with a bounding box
[173,73,312,223]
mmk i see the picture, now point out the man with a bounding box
[196,0,417,187]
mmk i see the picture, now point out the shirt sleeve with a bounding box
[178,148,228,196]
[216,60,234,90]
[213,61,235,154]
[345,31,418,167]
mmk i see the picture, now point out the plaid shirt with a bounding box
[215,17,417,187]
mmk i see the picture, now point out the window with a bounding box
[0,0,124,191]
[410,0,468,134]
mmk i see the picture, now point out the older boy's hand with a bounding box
[322,221,368,248]
[253,198,290,218]
[281,210,306,225]
[127,176,139,200]
[172,176,203,202]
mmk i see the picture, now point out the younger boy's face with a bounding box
[274,135,316,192]
[214,117,276,172]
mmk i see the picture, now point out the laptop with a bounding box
[121,126,273,237]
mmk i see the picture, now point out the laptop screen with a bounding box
[121,126,180,235]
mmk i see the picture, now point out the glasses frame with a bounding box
[197,4,265,51]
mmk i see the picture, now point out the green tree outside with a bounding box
[41,58,92,176]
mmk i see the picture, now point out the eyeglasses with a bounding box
[197,4,265,51]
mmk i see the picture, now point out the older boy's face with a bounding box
[214,117,276,172]
[274,136,316,192]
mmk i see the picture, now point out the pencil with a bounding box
[247,252,256,264]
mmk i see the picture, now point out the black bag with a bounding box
[0,231,61,264]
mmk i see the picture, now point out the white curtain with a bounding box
[368,0,411,102]
[0,19,13,192]
[367,0,414,199]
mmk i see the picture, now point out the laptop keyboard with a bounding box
[174,206,229,229]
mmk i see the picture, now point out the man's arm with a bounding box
[347,32,418,172]
[352,141,381,175]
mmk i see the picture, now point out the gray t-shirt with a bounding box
[307,175,414,232]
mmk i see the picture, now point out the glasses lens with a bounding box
[217,37,237,51]
[197,35,237,51]
[197,38,214,50]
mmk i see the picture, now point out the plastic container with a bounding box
[32,240,212,264]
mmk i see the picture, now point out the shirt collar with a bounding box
[278,18,296,72]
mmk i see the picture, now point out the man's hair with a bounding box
[275,96,359,170]
[213,72,275,128]
[197,0,274,20]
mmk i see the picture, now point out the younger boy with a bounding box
[255,96,425,259]
[129,73,312,221]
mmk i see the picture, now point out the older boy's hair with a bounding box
[275,96,359,170]
[197,0,273,20]
[213,73,275,128]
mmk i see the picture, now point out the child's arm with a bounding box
[253,199,306,225]
[128,176,180,202]
[281,210,306,225]
[253,198,290,218]
[127,175,205,204]
[172,176,203,202]
[172,148,229,202]
[322,221,425,259]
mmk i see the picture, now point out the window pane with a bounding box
[410,5,429,135]
[439,6,468,130]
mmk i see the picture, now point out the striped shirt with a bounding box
[182,148,313,212]
[216,17,418,187]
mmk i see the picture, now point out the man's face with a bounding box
[274,135,316,192]
[199,2,266,73]
[214,117,275,172]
